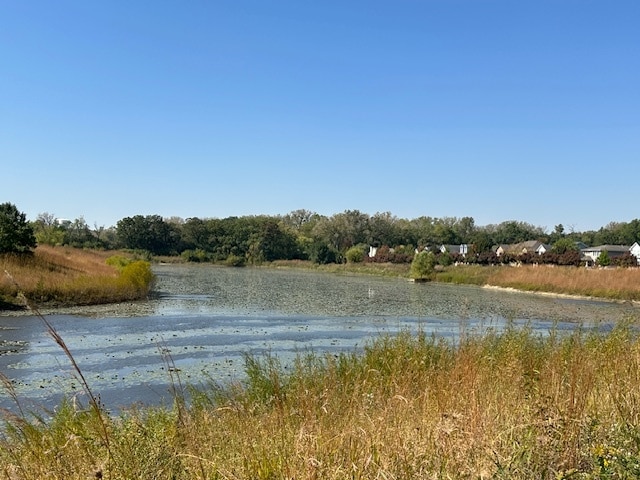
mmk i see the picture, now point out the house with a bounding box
[629,242,640,265]
[439,244,469,257]
[574,241,588,251]
[535,243,551,255]
[581,245,631,265]
[496,240,548,257]
[495,245,508,256]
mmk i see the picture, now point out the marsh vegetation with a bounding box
[0,246,154,309]
[2,323,640,479]
[2,250,640,478]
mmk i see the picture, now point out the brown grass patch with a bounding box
[1,246,150,307]
[486,264,640,301]
[4,326,640,478]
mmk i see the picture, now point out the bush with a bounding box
[613,252,638,268]
[410,251,436,280]
[597,250,611,267]
[106,255,132,269]
[438,251,453,266]
[118,260,154,294]
[181,249,209,263]
[225,254,246,267]
[310,243,340,265]
[366,245,414,264]
[345,245,365,263]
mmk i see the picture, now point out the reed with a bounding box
[486,264,640,301]
[0,246,153,307]
[2,322,640,479]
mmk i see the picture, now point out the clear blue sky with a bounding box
[2,1,638,232]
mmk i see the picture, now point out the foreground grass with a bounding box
[0,246,154,308]
[3,323,640,479]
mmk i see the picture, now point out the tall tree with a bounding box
[64,217,97,248]
[116,215,179,255]
[489,220,545,245]
[369,211,401,247]
[0,202,36,254]
[33,212,65,246]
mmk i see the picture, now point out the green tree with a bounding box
[597,250,611,267]
[63,217,97,248]
[489,220,545,245]
[309,241,340,264]
[33,212,65,246]
[406,216,436,247]
[116,215,180,255]
[410,251,436,280]
[469,231,493,255]
[0,202,36,254]
[552,237,578,255]
[181,217,212,251]
[313,210,370,253]
[258,220,299,262]
[368,212,402,247]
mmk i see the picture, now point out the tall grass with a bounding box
[0,246,153,307]
[3,322,640,479]
[486,264,640,301]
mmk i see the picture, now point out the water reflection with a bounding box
[0,264,637,414]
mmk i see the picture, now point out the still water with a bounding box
[1,265,638,413]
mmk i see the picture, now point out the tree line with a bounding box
[2,203,640,265]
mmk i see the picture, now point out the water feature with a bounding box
[1,264,637,414]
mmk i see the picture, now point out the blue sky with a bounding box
[2,1,638,232]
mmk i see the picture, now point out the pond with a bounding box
[0,264,638,414]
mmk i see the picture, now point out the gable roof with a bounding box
[581,245,631,254]
[499,240,544,255]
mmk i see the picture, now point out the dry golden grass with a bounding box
[3,325,640,479]
[274,261,640,302]
[486,264,640,301]
[0,246,151,307]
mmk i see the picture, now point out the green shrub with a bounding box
[345,245,365,263]
[438,251,453,266]
[118,260,154,293]
[105,255,132,269]
[181,249,209,263]
[410,251,436,280]
[225,254,246,267]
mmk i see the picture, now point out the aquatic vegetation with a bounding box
[3,322,640,478]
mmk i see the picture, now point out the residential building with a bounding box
[581,245,631,264]
[629,242,640,265]
[496,240,548,257]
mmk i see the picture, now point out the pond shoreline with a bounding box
[482,284,640,307]
[3,255,640,313]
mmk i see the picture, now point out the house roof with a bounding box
[581,245,630,253]
[499,240,544,254]
[440,244,460,253]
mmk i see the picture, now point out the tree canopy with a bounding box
[4,201,638,266]
[0,202,37,254]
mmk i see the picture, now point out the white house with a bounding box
[535,243,551,255]
[581,245,631,264]
[496,240,548,257]
[630,242,640,265]
[439,244,469,257]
